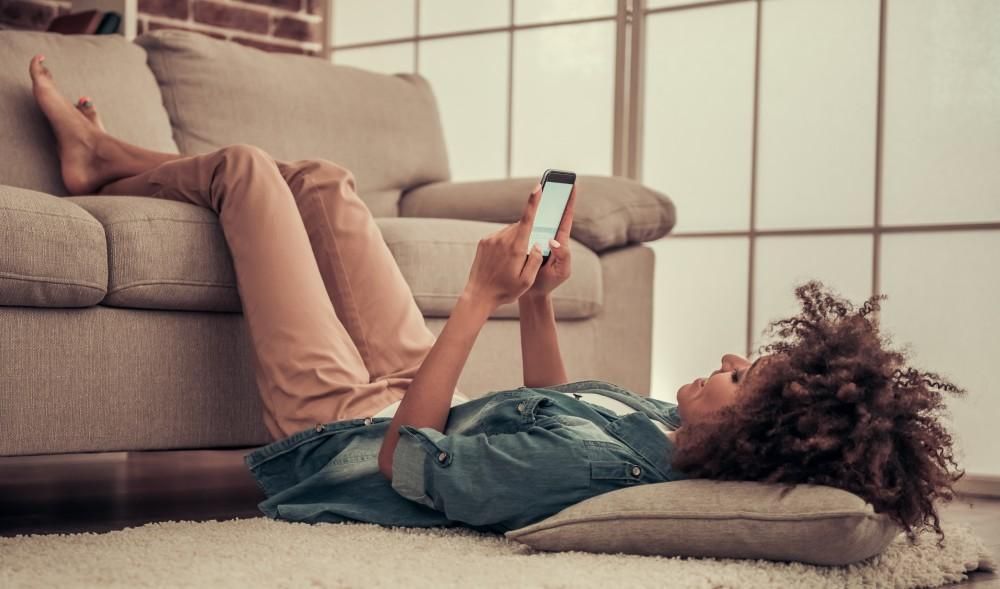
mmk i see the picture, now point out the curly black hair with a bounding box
[670,280,967,546]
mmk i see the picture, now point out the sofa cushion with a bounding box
[401,176,676,252]
[62,197,602,319]
[65,195,241,312]
[504,480,903,566]
[378,218,602,319]
[0,31,179,196]
[0,185,107,308]
[134,29,450,218]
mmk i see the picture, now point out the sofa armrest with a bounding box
[400,176,676,252]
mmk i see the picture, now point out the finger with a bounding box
[548,239,569,267]
[515,183,544,249]
[522,243,544,282]
[548,238,565,258]
[554,184,577,245]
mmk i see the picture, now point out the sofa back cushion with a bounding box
[0,31,180,196]
[135,29,451,217]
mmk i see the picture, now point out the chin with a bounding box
[676,381,692,403]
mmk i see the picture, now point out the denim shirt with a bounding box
[244,380,690,534]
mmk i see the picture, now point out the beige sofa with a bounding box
[0,29,676,456]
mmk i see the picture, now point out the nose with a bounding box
[712,354,748,377]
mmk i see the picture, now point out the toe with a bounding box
[28,54,50,81]
[77,97,96,117]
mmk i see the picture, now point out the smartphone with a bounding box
[528,169,576,259]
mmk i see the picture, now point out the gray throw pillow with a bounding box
[504,479,902,566]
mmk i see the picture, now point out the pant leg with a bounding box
[98,144,404,440]
[271,157,469,402]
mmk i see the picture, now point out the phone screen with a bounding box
[529,180,573,256]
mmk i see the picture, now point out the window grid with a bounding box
[327,0,999,360]
[329,0,622,180]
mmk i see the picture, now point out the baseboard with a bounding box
[954,473,1000,499]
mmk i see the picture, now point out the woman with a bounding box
[28,55,965,544]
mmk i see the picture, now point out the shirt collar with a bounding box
[603,411,681,480]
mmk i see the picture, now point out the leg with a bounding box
[104,144,405,440]
[273,158,470,402]
[27,53,185,195]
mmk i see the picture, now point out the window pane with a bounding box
[642,4,756,232]
[333,0,414,46]
[882,0,1000,225]
[332,43,414,74]
[420,0,508,34]
[756,0,878,229]
[419,34,509,181]
[881,231,1000,476]
[511,21,616,177]
[647,0,717,8]
[648,237,749,402]
[752,235,873,353]
[514,0,616,25]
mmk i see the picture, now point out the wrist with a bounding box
[457,289,496,323]
[519,290,552,304]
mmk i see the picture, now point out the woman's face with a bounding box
[676,353,766,425]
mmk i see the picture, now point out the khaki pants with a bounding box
[98,144,467,441]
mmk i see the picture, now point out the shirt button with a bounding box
[363,416,373,425]
[517,402,526,413]
[315,424,325,432]
[631,466,642,477]
[437,451,448,463]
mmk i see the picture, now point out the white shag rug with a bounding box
[0,517,994,588]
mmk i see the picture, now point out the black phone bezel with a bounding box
[541,169,576,186]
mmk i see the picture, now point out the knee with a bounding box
[210,144,279,191]
[286,159,357,196]
[217,143,273,166]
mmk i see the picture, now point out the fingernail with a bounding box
[39,55,45,61]
[533,183,542,194]
[549,239,561,249]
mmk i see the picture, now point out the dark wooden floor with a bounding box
[1,449,997,587]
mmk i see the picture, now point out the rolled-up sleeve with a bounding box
[390,422,591,531]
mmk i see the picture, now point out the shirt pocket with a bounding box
[582,439,654,490]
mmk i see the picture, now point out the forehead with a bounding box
[746,355,773,377]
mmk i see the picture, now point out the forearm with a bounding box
[518,294,568,388]
[377,293,492,481]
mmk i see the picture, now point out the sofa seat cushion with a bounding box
[377,218,602,319]
[0,186,108,308]
[63,197,603,319]
[65,195,241,312]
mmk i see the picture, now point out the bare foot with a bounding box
[29,54,110,195]
[75,96,106,132]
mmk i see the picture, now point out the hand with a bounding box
[524,184,577,299]
[463,184,546,309]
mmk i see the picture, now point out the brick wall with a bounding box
[0,0,324,56]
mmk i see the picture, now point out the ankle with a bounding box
[92,130,117,164]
